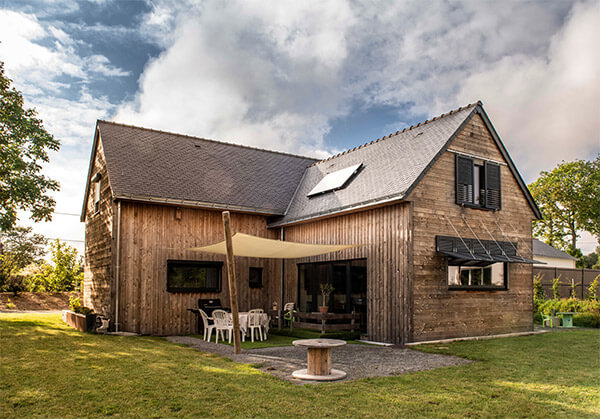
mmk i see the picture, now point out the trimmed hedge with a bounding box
[573,313,600,328]
[538,298,599,316]
[536,298,600,328]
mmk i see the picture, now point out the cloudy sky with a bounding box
[1,0,599,255]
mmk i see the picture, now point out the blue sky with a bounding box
[1,0,599,254]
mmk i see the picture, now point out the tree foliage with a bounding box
[529,157,600,251]
[0,60,60,231]
[0,234,83,293]
[0,226,47,292]
[44,239,83,292]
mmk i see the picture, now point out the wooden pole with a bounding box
[222,211,242,354]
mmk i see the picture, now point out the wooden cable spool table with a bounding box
[292,339,347,381]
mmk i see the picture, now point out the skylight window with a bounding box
[307,163,363,197]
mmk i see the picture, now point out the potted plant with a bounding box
[319,283,334,313]
[64,296,97,332]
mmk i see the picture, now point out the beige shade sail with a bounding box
[190,232,361,259]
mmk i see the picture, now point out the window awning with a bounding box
[189,232,361,259]
[436,236,542,266]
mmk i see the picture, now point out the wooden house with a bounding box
[81,101,542,344]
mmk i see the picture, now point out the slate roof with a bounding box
[87,121,316,216]
[532,239,577,260]
[82,101,542,225]
[269,103,479,226]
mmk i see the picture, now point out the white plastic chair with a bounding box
[247,312,263,342]
[249,308,263,313]
[199,309,215,342]
[212,310,233,344]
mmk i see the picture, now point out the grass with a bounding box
[1,313,599,418]
[192,332,299,349]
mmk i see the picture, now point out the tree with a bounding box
[0,226,47,292]
[44,239,83,292]
[529,157,600,251]
[583,248,598,269]
[0,60,60,231]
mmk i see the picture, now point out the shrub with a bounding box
[573,313,600,328]
[5,297,16,309]
[552,275,562,299]
[538,298,600,317]
[5,274,26,295]
[69,296,94,315]
[588,275,599,301]
[570,279,577,299]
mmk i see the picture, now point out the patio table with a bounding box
[230,312,270,338]
[292,338,347,381]
[557,312,578,328]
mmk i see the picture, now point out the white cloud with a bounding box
[0,9,130,94]
[117,0,357,156]
[447,0,600,182]
[4,0,598,254]
[0,8,119,252]
[118,0,593,167]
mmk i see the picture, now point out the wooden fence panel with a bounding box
[534,267,600,300]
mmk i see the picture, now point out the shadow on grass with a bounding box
[2,313,598,418]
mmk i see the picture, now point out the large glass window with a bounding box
[298,259,367,332]
[448,263,507,290]
[167,260,222,292]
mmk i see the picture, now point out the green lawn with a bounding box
[1,313,598,418]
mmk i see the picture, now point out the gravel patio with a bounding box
[167,336,472,383]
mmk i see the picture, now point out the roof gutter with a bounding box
[268,192,407,228]
[112,193,282,216]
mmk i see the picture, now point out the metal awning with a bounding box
[436,236,543,266]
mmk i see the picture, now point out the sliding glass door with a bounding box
[298,259,367,331]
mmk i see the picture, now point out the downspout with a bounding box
[279,227,285,329]
[114,200,122,332]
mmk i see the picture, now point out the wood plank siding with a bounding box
[83,140,114,316]
[408,114,536,341]
[82,109,536,343]
[282,203,412,344]
[117,204,279,335]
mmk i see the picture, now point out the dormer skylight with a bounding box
[307,163,363,197]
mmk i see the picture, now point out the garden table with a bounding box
[557,312,577,328]
[229,312,270,338]
[291,338,347,381]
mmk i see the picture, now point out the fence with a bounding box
[534,267,600,300]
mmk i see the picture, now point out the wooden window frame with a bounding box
[455,154,501,211]
[166,260,222,293]
[93,180,101,214]
[249,267,263,289]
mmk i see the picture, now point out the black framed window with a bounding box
[456,155,501,210]
[448,263,508,290]
[249,267,263,288]
[166,260,222,293]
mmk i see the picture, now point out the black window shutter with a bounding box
[485,162,501,210]
[456,155,474,204]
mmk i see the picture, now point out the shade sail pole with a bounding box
[279,227,284,330]
[222,211,242,354]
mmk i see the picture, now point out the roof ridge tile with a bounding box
[308,101,480,167]
[97,120,316,162]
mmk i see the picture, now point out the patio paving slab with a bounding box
[167,336,472,384]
